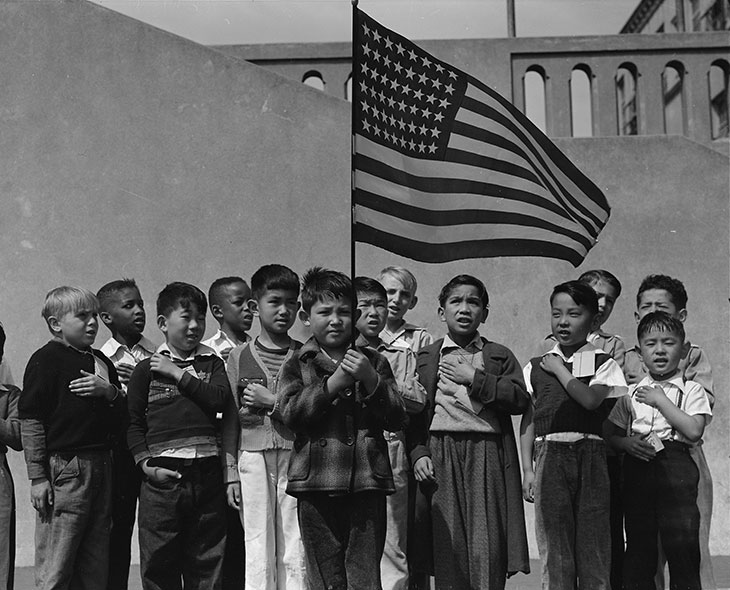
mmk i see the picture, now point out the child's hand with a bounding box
[326,364,355,395]
[439,356,476,386]
[436,373,460,396]
[540,353,565,376]
[30,478,54,522]
[141,459,181,483]
[115,362,136,385]
[242,383,276,410]
[226,482,241,510]
[341,350,378,392]
[150,353,185,382]
[413,456,436,483]
[522,470,536,503]
[623,435,657,462]
[69,370,117,401]
[634,384,666,408]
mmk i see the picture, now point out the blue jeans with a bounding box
[35,451,113,590]
[534,439,610,590]
[138,456,227,590]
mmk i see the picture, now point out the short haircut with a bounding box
[97,278,139,311]
[550,281,599,316]
[208,276,247,311]
[378,266,418,295]
[636,274,688,310]
[301,267,351,313]
[577,269,622,298]
[438,275,489,309]
[157,282,207,318]
[42,286,99,321]
[354,276,387,300]
[637,311,685,343]
[251,265,300,301]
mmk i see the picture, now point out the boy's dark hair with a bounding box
[157,282,207,318]
[636,274,688,310]
[208,276,248,312]
[354,276,387,300]
[637,311,686,343]
[251,265,300,301]
[301,267,351,313]
[97,278,139,311]
[0,323,5,362]
[550,281,599,316]
[577,269,622,298]
[438,275,489,309]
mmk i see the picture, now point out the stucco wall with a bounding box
[1,0,727,567]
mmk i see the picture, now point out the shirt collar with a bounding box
[639,372,686,392]
[546,340,598,361]
[101,335,156,357]
[440,332,484,353]
[156,342,216,362]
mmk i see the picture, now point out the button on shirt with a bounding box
[430,333,501,433]
[608,374,711,444]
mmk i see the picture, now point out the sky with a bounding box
[87,0,639,46]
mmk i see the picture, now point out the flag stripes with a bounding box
[352,8,610,266]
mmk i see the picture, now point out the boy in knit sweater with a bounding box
[19,287,125,590]
[222,264,306,590]
[127,282,232,590]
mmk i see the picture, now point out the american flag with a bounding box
[352,9,611,266]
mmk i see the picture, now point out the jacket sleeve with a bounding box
[0,386,21,451]
[126,360,152,464]
[469,344,529,415]
[361,351,406,432]
[684,347,714,408]
[178,356,231,413]
[221,347,242,483]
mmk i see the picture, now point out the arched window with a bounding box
[523,66,547,133]
[662,62,685,135]
[616,63,638,136]
[709,60,729,139]
[570,65,593,137]
[345,73,353,102]
[302,70,325,92]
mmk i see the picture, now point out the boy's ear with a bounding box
[634,310,641,324]
[47,316,62,335]
[437,306,446,322]
[298,309,310,326]
[677,308,687,323]
[210,304,224,321]
[408,295,418,311]
[157,314,168,334]
[248,299,260,317]
[681,339,690,358]
[99,310,114,327]
[480,307,489,324]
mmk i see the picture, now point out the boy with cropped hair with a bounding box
[222,264,306,590]
[378,266,432,352]
[608,312,711,590]
[127,282,232,590]
[97,278,156,590]
[19,286,125,590]
[624,274,716,590]
[203,276,254,361]
[278,267,405,590]
[354,276,426,590]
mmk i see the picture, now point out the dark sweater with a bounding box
[18,340,123,452]
[126,352,231,464]
[529,352,612,437]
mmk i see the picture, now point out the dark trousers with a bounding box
[298,491,386,590]
[221,506,245,590]
[607,454,624,590]
[108,445,141,590]
[623,443,700,590]
[138,457,227,590]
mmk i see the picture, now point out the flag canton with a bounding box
[354,11,466,160]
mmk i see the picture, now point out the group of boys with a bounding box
[0,264,716,590]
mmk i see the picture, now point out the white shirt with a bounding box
[381,322,432,353]
[523,341,627,397]
[202,329,250,362]
[608,374,711,444]
[100,335,157,367]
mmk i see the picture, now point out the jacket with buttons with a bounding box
[278,337,406,497]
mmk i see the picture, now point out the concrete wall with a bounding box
[1,0,728,567]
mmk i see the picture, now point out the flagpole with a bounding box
[350,0,359,348]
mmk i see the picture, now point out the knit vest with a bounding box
[530,352,612,437]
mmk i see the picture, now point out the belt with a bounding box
[535,432,602,443]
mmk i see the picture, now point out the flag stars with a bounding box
[428,143,438,154]
[387,96,396,108]
[409,104,419,115]
[413,88,423,100]
[373,125,381,136]
[384,36,393,49]
[439,98,451,109]
[397,99,407,112]
[362,22,371,36]
[425,94,437,104]
[363,44,371,56]
[362,119,371,132]
[372,29,381,43]
[382,55,391,68]
[390,79,400,92]
[380,72,389,84]
[404,68,415,80]
[398,119,406,130]
[434,112,444,122]
[430,127,441,138]
[393,62,403,74]
[418,142,426,152]
[432,78,442,90]
[359,80,368,93]
[361,100,370,113]
[421,108,432,119]
[435,63,444,74]
[421,56,432,68]
[408,121,417,133]
[408,50,418,61]
[448,70,457,79]
[418,72,428,85]
[444,83,455,95]
[419,124,429,135]
[401,85,412,96]
[395,43,404,55]
[372,49,381,62]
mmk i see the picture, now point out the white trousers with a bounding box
[238,449,306,590]
[380,434,410,590]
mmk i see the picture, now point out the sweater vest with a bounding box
[530,353,612,437]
